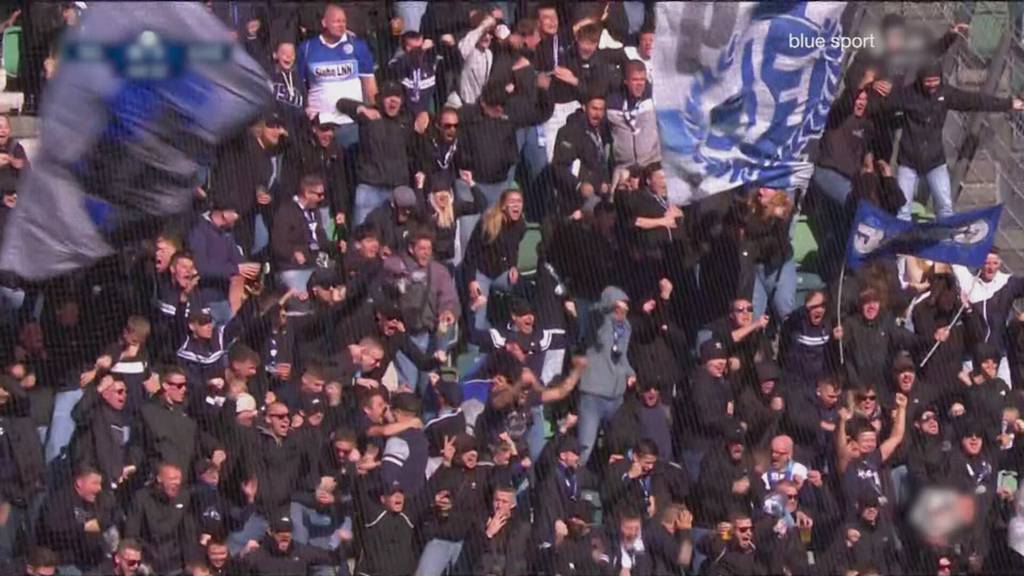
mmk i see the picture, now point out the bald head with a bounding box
[770,435,794,469]
[322,4,348,41]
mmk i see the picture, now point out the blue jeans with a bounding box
[624,1,647,34]
[473,271,511,333]
[517,126,549,183]
[897,164,953,221]
[278,268,315,293]
[333,123,360,151]
[810,166,853,283]
[526,403,548,462]
[752,260,797,321]
[395,327,457,402]
[577,393,624,465]
[0,285,24,326]
[45,388,84,463]
[354,184,393,226]
[415,538,465,576]
[290,501,350,550]
[229,514,268,556]
[394,1,429,32]
[253,214,270,256]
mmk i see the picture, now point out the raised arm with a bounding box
[879,393,908,462]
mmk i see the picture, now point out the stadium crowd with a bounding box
[3,2,1024,575]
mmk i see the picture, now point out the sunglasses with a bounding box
[165,380,187,389]
[268,413,291,420]
[857,394,877,401]
[807,302,826,311]
[920,413,937,422]
[733,306,754,313]
[735,525,753,533]
[441,122,459,129]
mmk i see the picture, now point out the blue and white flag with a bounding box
[847,202,1003,269]
[0,2,271,280]
[653,2,846,204]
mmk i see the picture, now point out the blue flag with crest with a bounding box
[846,202,1002,269]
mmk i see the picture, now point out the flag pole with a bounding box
[920,269,982,368]
[837,262,846,365]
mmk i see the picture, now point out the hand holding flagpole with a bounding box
[920,270,982,368]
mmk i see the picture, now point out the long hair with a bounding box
[483,189,521,244]
[749,188,794,222]
[430,189,455,229]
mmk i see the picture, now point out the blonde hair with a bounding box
[431,190,455,229]
[483,189,522,244]
[751,188,794,222]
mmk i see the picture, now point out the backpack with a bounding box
[397,258,437,333]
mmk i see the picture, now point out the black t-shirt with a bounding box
[618,189,673,257]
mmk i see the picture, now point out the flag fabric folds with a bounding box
[653,2,847,205]
[846,201,1003,269]
[0,2,271,281]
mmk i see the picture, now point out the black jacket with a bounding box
[337,99,418,188]
[242,537,336,576]
[601,460,691,524]
[463,217,527,282]
[248,427,305,517]
[458,76,544,183]
[686,369,735,452]
[70,386,134,491]
[817,87,875,179]
[35,485,115,569]
[0,381,45,506]
[353,475,420,576]
[552,109,612,204]
[420,464,493,542]
[838,311,921,389]
[295,129,351,220]
[125,485,201,574]
[695,445,757,526]
[271,197,333,271]
[132,397,214,480]
[885,80,1013,173]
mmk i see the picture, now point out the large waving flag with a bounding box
[653,2,847,204]
[846,202,1003,269]
[0,2,271,280]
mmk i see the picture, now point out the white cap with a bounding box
[235,393,257,413]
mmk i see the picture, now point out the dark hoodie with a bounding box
[883,61,1015,173]
[552,107,613,202]
[336,94,419,188]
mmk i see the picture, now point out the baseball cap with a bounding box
[892,351,915,374]
[235,393,257,414]
[189,308,213,325]
[313,112,341,130]
[380,80,403,99]
[384,480,405,495]
[857,491,881,510]
[973,343,1001,367]
[261,109,283,127]
[725,422,746,445]
[301,394,325,415]
[557,435,581,455]
[429,171,454,193]
[570,500,593,523]
[270,515,293,533]
[700,339,728,364]
[375,300,404,321]
[435,377,463,407]
[754,361,781,383]
[307,267,343,291]
[393,185,418,210]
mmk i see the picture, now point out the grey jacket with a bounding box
[606,86,661,170]
[580,286,636,399]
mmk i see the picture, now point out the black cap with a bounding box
[755,361,781,383]
[510,298,534,317]
[455,432,479,454]
[261,109,283,127]
[270,515,293,532]
[557,435,581,455]
[960,420,986,440]
[435,377,463,407]
[375,300,404,321]
[313,112,341,130]
[380,80,404,99]
[700,339,729,364]
[892,351,915,374]
[391,392,422,416]
[857,491,880,510]
[973,343,1001,367]
[189,307,213,325]
[725,422,746,445]
[307,268,343,291]
[301,394,325,415]
[384,480,405,495]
